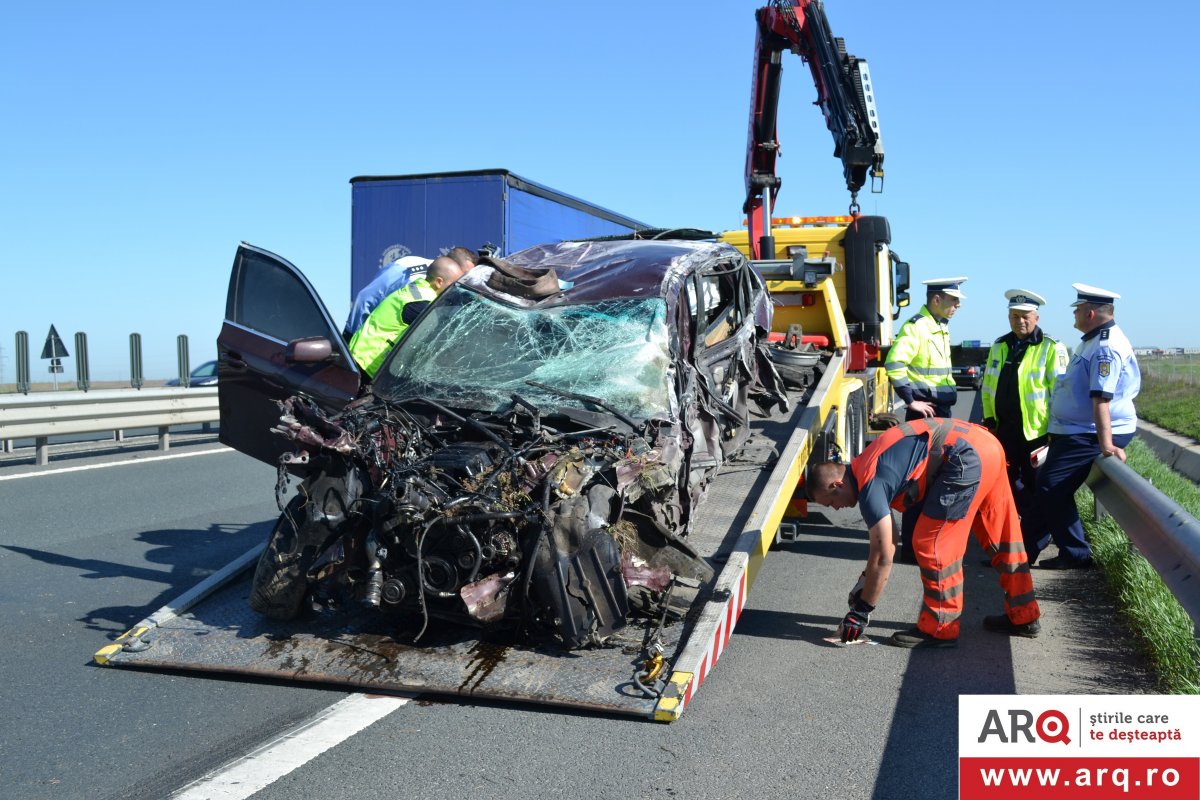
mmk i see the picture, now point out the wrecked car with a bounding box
[217,239,786,649]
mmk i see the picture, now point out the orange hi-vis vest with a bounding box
[850,418,971,513]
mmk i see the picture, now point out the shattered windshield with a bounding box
[375,285,672,419]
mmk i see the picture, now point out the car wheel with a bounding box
[249,495,322,620]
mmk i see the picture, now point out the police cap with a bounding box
[1005,288,1046,311]
[922,277,968,298]
[1069,282,1121,306]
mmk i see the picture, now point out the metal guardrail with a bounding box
[0,387,219,465]
[1087,455,1200,627]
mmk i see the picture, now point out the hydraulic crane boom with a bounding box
[745,0,884,259]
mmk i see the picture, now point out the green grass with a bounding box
[1137,374,1200,442]
[1076,438,1200,693]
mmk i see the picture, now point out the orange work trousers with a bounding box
[912,424,1040,640]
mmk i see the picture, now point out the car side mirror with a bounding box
[284,336,334,363]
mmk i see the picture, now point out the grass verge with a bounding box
[1076,437,1200,693]
[1136,375,1200,443]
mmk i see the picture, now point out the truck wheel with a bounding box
[846,389,866,459]
[249,495,320,620]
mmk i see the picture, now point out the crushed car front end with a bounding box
[253,239,784,650]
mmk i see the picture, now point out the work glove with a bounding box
[847,571,867,609]
[839,598,875,643]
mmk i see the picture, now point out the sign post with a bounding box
[40,325,70,391]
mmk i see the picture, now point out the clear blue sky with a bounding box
[2,1,1197,381]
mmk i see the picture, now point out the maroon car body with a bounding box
[217,239,784,649]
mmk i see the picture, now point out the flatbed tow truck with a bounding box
[95,0,910,722]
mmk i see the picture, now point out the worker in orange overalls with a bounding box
[807,418,1041,648]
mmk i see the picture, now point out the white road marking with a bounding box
[171,694,408,799]
[0,446,231,481]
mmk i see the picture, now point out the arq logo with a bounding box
[977,708,1071,745]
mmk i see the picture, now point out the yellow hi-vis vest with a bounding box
[885,305,955,405]
[348,278,437,378]
[980,332,1069,441]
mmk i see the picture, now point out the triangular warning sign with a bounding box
[41,324,70,359]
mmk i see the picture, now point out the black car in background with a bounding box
[951,343,990,390]
[165,360,218,387]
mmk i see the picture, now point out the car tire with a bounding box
[249,495,321,620]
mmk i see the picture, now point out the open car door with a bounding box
[218,243,362,468]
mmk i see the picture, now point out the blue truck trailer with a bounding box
[349,169,649,299]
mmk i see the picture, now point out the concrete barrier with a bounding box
[1136,419,1200,484]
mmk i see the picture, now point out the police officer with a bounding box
[886,277,966,560]
[1028,283,1141,568]
[343,255,433,340]
[348,256,464,378]
[887,277,966,419]
[808,418,1041,648]
[980,289,1069,544]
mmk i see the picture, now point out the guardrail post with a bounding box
[158,425,170,452]
[74,332,91,392]
[35,436,49,466]
[15,331,30,395]
[176,335,191,388]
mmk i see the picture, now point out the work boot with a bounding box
[983,615,1041,638]
[889,627,957,649]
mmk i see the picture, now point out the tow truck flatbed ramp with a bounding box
[96,364,840,721]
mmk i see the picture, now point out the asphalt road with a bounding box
[0,391,1155,800]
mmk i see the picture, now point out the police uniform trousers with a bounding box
[912,424,1040,641]
[995,429,1045,540]
[1026,431,1134,564]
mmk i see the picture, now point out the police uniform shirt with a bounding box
[1047,321,1141,436]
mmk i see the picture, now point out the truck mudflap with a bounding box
[95,356,843,721]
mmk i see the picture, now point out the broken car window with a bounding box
[375,285,672,420]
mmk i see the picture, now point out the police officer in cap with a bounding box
[981,289,1069,546]
[887,277,965,419]
[886,276,965,561]
[1027,283,1141,568]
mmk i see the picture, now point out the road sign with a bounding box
[41,325,70,359]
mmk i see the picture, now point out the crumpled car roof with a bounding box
[459,239,742,308]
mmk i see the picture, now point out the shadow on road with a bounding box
[2,519,271,636]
